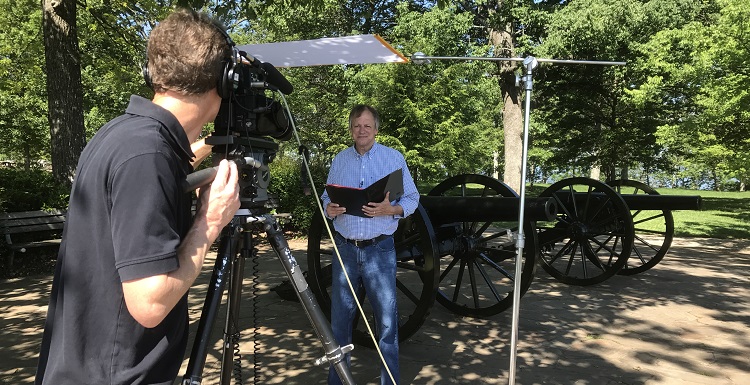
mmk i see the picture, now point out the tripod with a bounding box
[180,208,355,385]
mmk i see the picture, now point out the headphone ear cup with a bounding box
[217,60,234,99]
[142,60,153,89]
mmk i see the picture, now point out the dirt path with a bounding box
[2,237,748,384]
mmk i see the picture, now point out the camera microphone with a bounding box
[260,62,294,95]
[238,51,261,68]
[237,51,293,95]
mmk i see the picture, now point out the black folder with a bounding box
[325,169,404,217]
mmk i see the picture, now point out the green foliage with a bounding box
[267,154,328,234]
[0,0,49,165]
[0,168,69,212]
[533,0,669,178]
[527,0,750,190]
[372,4,501,183]
[632,0,748,190]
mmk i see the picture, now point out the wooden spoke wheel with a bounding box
[608,179,674,275]
[536,177,634,286]
[306,204,439,346]
[427,174,537,317]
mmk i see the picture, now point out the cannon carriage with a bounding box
[305,174,702,344]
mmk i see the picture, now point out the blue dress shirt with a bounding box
[321,142,419,240]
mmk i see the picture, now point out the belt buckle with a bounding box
[354,239,365,247]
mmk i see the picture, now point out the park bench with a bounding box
[1,209,66,270]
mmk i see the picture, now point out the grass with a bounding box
[660,188,750,239]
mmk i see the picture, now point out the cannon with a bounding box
[535,177,702,285]
[305,174,702,344]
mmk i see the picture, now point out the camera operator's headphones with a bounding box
[142,18,238,99]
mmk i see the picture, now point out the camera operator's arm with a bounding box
[122,160,240,328]
[191,138,213,168]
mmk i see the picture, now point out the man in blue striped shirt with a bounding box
[322,104,419,385]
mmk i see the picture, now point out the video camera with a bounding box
[205,50,294,209]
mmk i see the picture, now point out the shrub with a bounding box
[0,168,69,212]
[268,155,327,235]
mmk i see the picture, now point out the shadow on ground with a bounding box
[1,237,748,385]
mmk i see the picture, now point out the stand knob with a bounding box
[313,344,355,366]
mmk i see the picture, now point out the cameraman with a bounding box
[322,104,420,385]
[35,9,240,385]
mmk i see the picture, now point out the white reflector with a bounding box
[236,34,408,68]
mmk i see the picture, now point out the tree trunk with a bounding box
[590,166,600,181]
[492,150,499,180]
[42,0,86,188]
[490,27,523,193]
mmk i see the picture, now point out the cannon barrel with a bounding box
[420,196,557,224]
[619,194,702,211]
[558,193,703,211]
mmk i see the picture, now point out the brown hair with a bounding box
[146,8,232,95]
[348,104,380,131]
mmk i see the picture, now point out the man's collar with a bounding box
[125,95,194,161]
[351,142,379,157]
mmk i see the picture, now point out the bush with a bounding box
[0,168,69,212]
[268,156,328,235]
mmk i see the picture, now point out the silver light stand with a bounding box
[410,52,626,385]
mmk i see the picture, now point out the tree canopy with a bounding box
[0,0,747,191]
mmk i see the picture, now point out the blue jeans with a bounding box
[328,233,399,385]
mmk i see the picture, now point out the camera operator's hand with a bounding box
[198,159,240,242]
[326,202,346,219]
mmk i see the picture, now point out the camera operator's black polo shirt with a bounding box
[36,95,196,385]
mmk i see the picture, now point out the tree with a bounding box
[42,0,86,186]
[633,0,748,190]
[694,0,749,190]
[366,3,500,182]
[532,0,717,182]
[430,0,561,190]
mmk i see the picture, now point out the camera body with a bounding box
[206,51,293,209]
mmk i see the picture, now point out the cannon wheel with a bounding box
[306,204,439,345]
[536,177,634,286]
[427,174,537,317]
[608,179,674,275]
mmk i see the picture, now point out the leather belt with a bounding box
[336,232,391,248]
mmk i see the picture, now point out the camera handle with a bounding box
[181,213,356,385]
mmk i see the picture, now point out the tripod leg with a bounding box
[263,216,357,385]
[220,229,251,384]
[182,225,241,385]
